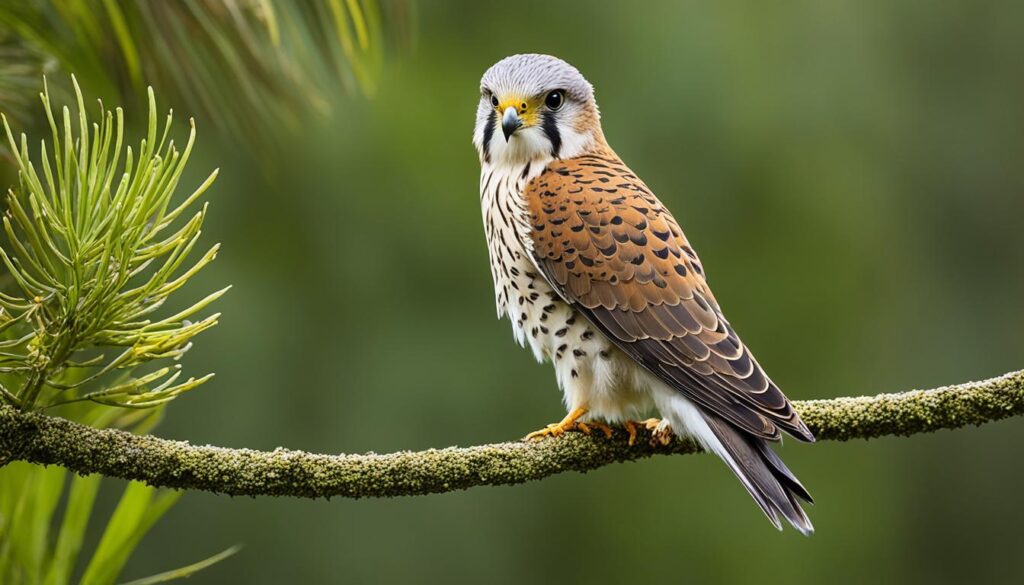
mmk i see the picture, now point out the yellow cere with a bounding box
[496,95,541,127]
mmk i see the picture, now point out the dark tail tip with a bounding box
[791,418,817,443]
[704,415,815,535]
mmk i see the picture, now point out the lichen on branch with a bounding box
[2,78,1022,503]
[1,370,1021,498]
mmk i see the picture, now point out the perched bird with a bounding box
[473,54,815,534]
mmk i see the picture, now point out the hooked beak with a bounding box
[501,106,523,141]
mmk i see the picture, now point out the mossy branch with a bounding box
[1,369,1021,498]
[3,82,1023,499]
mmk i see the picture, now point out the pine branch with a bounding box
[3,78,1022,501]
[1,369,1022,498]
[0,1,412,154]
[1,78,223,412]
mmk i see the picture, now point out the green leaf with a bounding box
[3,463,66,583]
[118,546,240,585]
[29,465,67,578]
[0,461,34,579]
[43,474,102,585]
[79,483,182,585]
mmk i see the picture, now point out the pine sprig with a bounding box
[0,77,224,411]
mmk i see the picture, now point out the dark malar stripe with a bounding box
[541,111,561,158]
[482,111,496,163]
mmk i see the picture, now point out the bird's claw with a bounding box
[649,419,674,446]
[624,418,672,446]
[524,407,617,441]
[525,419,614,441]
[577,420,614,439]
[525,422,573,440]
[525,407,589,441]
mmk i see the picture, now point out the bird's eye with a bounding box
[545,90,564,111]
[490,93,499,107]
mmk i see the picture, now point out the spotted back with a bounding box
[525,153,814,442]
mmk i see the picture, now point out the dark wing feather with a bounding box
[525,153,813,442]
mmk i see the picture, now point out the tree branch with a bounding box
[1,369,1022,498]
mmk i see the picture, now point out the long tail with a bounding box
[701,414,814,535]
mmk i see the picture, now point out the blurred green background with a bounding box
[4,0,1024,583]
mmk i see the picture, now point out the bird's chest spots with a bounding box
[479,163,645,418]
[481,164,540,309]
[480,162,564,353]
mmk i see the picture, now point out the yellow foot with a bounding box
[624,418,663,446]
[577,420,614,439]
[525,407,591,440]
[648,418,674,446]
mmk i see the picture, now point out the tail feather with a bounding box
[752,435,813,504]
[702,415,814,535]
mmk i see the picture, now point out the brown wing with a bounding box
[525,153,813,442]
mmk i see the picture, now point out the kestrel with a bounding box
[473,54,814,534]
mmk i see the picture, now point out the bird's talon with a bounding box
[524,407,589,441]
[624,419,662,446]
[525,425,557,441]
[649,420,674,447]
[624,420,638,446]
[576,421,592,435]
[589,421,613,439]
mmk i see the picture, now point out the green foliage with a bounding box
[0,31,59,134]
[0,4,413,584]
[0,0,410,152]
[0,78,224,412]
[0,407,236,584]
[0,79,234,584]
[78,481,182,585]
[117,547,240,585]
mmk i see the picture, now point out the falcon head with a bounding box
[474,54,604,166]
